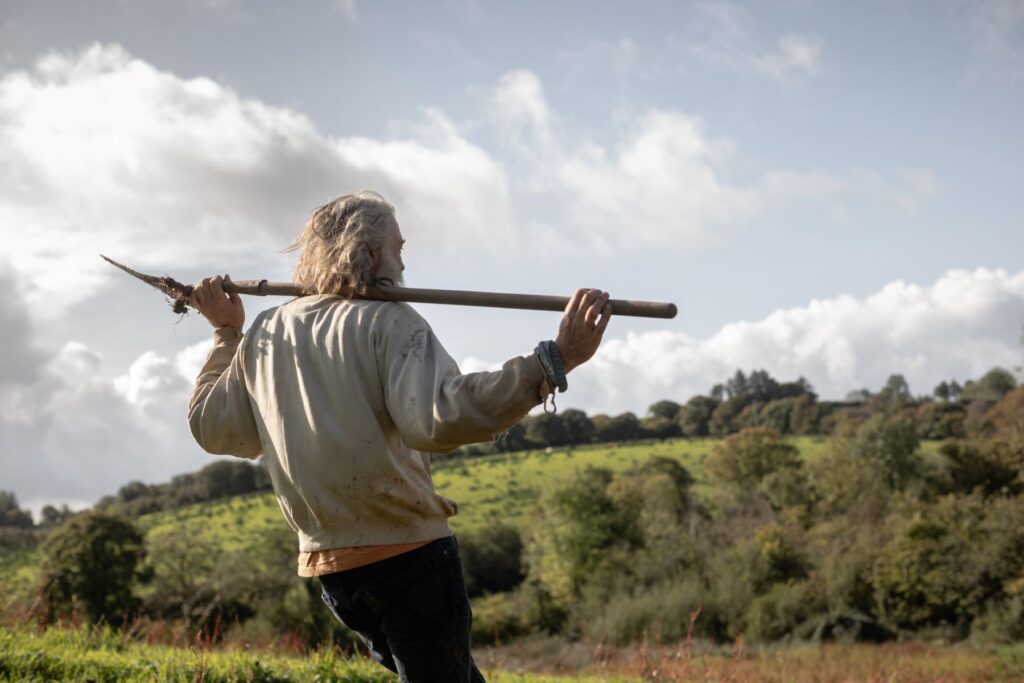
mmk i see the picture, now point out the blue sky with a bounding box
[0,0,1022,510]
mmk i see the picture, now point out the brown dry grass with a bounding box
[481,638,1021,682]
[477,613,1023,683]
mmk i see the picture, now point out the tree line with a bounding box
[2,366,1016,530]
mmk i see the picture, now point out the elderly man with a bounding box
[187,191,611,682]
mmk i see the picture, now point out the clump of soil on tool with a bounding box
[100,255,194,315]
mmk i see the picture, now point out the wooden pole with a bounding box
[101,255,677,320]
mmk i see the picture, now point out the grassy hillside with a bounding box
[2,434,940,600]
[137,436,835,544]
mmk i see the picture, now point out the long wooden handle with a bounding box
[226,280,678,319]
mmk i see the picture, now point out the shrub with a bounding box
[745,580,822,642]
[459,525,525,597]
[40,512,148,625]
[707,428,801,491]
[586,576,710,644]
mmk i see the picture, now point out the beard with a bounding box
[376,249,405,287]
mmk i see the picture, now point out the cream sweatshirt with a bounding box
[188,295,549,552]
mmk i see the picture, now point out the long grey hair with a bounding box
[288,191,396,296]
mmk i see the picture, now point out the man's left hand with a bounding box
[192,275,245,332]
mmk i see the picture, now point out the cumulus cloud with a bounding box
[484,67,930,251]
[0,263,42,386]
[519,268,1024,415]
[688,1,823,85]
[0,44,515,312]
[488,69,555,153]
[556,110,754,249]
[482,68,839,250]
[0,337,218,510]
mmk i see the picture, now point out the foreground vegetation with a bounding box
[2,624,1022,682]
[0,625,612,682]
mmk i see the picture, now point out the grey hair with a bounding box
[288,191,395,296]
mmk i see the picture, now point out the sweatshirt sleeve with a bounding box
[188,327,262,459]
[376,304,551,453]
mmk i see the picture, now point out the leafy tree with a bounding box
[493,423,531,452]
[916,401,966,440]
[848,414,921,491]
[725,370,749,401]
[948,380,964,401]
[962,368,1017,403]
[709,398,746,436]
[678,395,718,436]
[787,394,825,435]
[594,412,642,442]
[525,413,569,447]
[0,491,33,528]
[877,374,912,405]
[870,497,983,631]
[647,400,681,421]
[41,512,148,624]
[561,408,595,446]
[640,416,680,439]
[527,468,641,607]
[197,460,266,499]
[460,524,526,597]
[934,381,952,402]
[707,428,802,491]
[747,370,781,402]
[116,480,152,503]
[39,504,73,528]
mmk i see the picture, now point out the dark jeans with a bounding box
[319,535,486,683]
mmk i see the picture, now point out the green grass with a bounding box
[0,625,628,682]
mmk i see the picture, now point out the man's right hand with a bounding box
[555,289,612,373]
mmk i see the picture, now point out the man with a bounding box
[188,190,611,682]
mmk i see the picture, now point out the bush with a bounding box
[470,587,542,645]
[745,580,822,642]
[971,596,1024,644]
[586,576,710,644]
[40,512,148,625]
[459,525,525,597]
[707,428,802,491]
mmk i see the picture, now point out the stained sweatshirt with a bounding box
[188,295,550,554]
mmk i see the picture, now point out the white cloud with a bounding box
[521,268,1024,414]
[968,0,1024,80]
[114,351,190,408]
[488,69,555,153]
[688,1,823,85]
[556,110,753,249]
[175,339,214,382]
[0,44,514,312]
[0,339,214,509]
[0,263,42,386]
